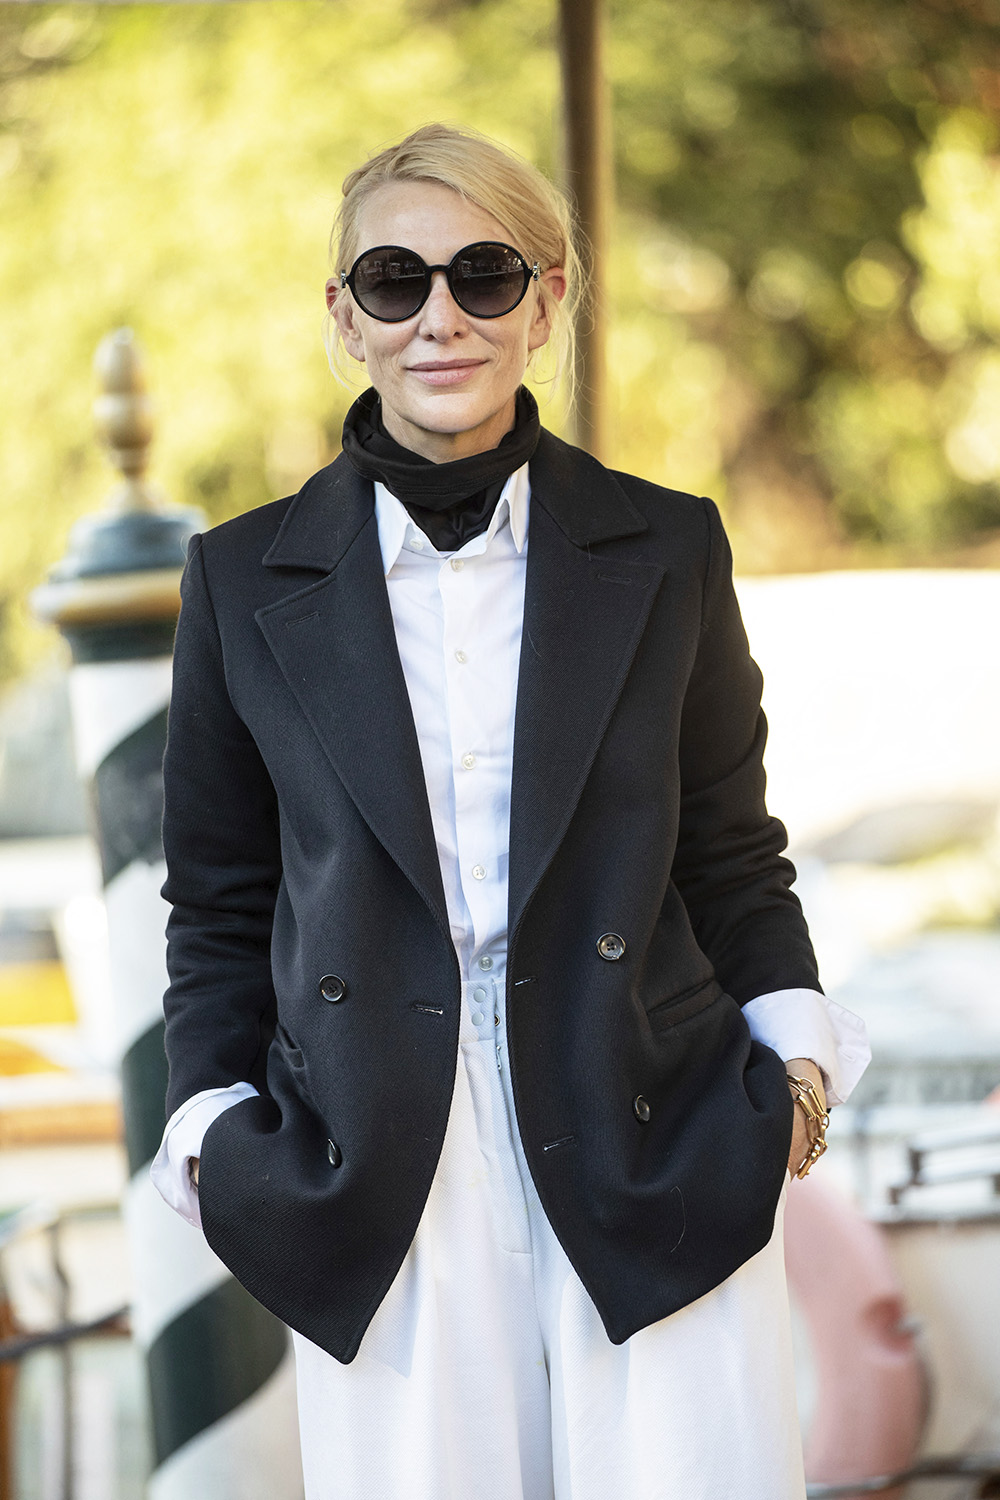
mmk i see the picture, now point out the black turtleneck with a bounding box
[340,387,541,552]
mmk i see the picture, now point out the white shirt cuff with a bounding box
[149,1082,259,1228]
[742,989,870,1106]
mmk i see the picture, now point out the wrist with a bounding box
[784,1057,826,1109]
[786,1073,829,1178]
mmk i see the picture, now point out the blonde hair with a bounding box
[324,123,582,397]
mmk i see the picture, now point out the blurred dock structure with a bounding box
[737,569,1000,1117]
[738,570,1000,1498]
[0,331,302,1499]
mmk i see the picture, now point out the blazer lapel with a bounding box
[256,457,448,935]
[254,438,664,946]
[508,433,663,938]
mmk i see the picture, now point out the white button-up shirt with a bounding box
[152,466,869,1226]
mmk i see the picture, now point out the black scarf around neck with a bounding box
[340,386,540,552]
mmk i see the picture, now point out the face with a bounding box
[329,180,566,462]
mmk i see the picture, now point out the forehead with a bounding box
[355,180,512,260]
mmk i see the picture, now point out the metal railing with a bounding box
[808,1453,1000,1496]
[0,1201,132,1500]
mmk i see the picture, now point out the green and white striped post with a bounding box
[33,329,301,1498]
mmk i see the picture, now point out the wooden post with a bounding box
[33,331,301,1499]
[557,0,612,462]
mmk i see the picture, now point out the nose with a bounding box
[417,270,467,338]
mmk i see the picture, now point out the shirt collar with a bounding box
[374,462,530,576]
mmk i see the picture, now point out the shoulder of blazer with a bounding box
[190,491,296,576]
[191,453,373,583]
[531,427,718,566]
[191,437,719,578]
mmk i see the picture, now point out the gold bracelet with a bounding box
[786,1074,830,1179]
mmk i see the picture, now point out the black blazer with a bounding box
[161,427,820,1364]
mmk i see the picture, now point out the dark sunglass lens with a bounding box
[353,250,427,320]
[452,244,528,316]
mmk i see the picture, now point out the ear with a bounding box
[527,266,567,353]
[328,280,367,364]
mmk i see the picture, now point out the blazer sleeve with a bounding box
[670,498,821,1006]
[161,536,283,1118]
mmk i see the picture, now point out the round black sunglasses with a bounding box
[340,241,540,323]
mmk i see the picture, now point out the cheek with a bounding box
[365,331,407,372]
[341,308,409,368]
[502,332,533,375]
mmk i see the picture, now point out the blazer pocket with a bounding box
[644,977,721,1031]
[274,1021,305,1068]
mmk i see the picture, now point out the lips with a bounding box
[407,360,485,387]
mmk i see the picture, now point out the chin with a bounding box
[411,406,482,436]
[400,392,514,443]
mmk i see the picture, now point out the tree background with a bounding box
[1,0,999,683]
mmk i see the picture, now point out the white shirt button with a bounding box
[454,650,468,664]
[478,955,493,971]
[471,1010,485,1025]
[461,752,477,770]
[472,864,487,880]
[450,558,464,572]
[473,986,488,1003]
[410,535,424,550]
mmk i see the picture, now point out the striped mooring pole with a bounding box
[33,329,302,1498]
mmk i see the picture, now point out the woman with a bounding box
[152,124,869,1499]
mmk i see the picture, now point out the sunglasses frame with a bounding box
[340,241,540,323]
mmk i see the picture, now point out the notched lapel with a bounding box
[257,474,448,937]
[509,453,663,936]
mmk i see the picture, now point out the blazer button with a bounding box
[327,1139,342,1168]
[319,974,346,1003]
[633,1095,651,1124]
[597,932,626,962]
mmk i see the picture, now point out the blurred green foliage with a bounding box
[605,0,1000,566]
[1,0,999,680]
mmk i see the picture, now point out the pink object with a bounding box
[784,1174,926,1497]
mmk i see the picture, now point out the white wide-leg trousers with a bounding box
[293,991,805,1500]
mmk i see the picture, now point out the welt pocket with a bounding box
[644,978,719,1030]
[274,1022,305,1065]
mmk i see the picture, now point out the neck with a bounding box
[340,385,541,549]
[380,398,517,463]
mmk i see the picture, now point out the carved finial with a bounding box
[93,328,159,512]
[32,328,202,630]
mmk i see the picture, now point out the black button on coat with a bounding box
[161,428,819,1365]
[597,933,626,961]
